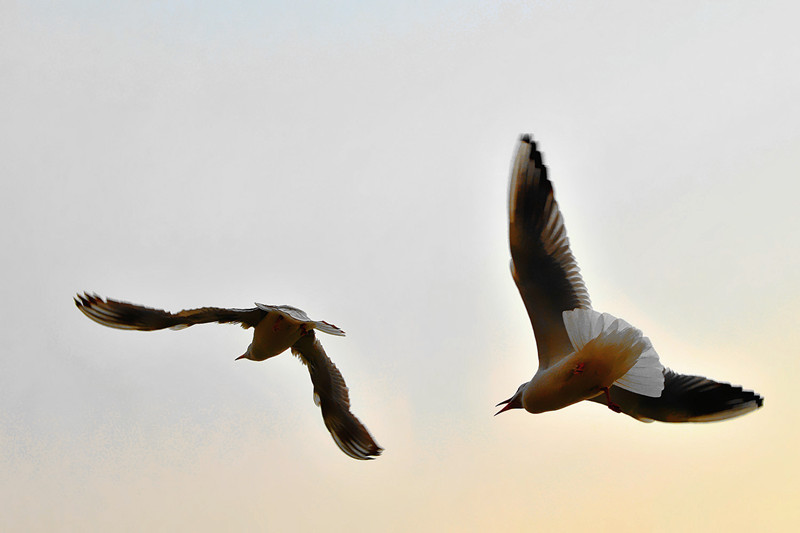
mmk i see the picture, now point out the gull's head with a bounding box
[495,383,527,415]
[236,344,253,361]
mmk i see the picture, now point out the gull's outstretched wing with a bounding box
[291,331,382,460]
[509,135,591,368]
[588,368,764,422]
[75,293,266,330]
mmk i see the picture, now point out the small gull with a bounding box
[75,293,382,459]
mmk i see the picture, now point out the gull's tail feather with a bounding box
[313,321,346,337]
[563,308,605,351]
[613,338,663,397]
[563,309,664,397]
[254,302,346,336]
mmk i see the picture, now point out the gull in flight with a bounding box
[75,293,382,460]
[496,135,763,422]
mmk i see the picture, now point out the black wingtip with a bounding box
[517,134,546,173]
[616,370,767,423]
[74,292,93,309]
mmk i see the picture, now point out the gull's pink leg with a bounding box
[602,387,622,413]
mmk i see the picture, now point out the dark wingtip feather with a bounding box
[601,369,765,423]
[663,370,764,422]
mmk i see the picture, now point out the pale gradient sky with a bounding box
[2,1,799,531]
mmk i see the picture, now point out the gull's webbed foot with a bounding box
[602,387,622,413]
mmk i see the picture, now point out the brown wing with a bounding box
[74,293,266,330]
[588,368,764,422]
[509,135,591,368]
[291,331,382,460]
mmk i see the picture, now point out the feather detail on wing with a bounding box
[312,321,346,336]
[589,369,764,422]
[256,303,312,322]
[255,303,346,336]
[75,293,265,330]
[291,332,382,460]
[563,309,664,397]
[509,135,590,368]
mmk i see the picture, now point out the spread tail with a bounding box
[563,308,664,397]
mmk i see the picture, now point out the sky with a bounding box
[2,0,799,530]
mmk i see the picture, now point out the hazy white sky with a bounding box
[2,1,799,531]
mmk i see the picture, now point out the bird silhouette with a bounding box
[496,135,763,422]
[75,293,382,459]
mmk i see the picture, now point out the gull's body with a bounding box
[497,135,763,422]
[521,313,653,413]
[75,293,382,460]
[241,303,346,361]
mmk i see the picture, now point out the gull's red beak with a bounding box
[495,398,515,416]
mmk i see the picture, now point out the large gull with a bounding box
[496,135,763,422]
